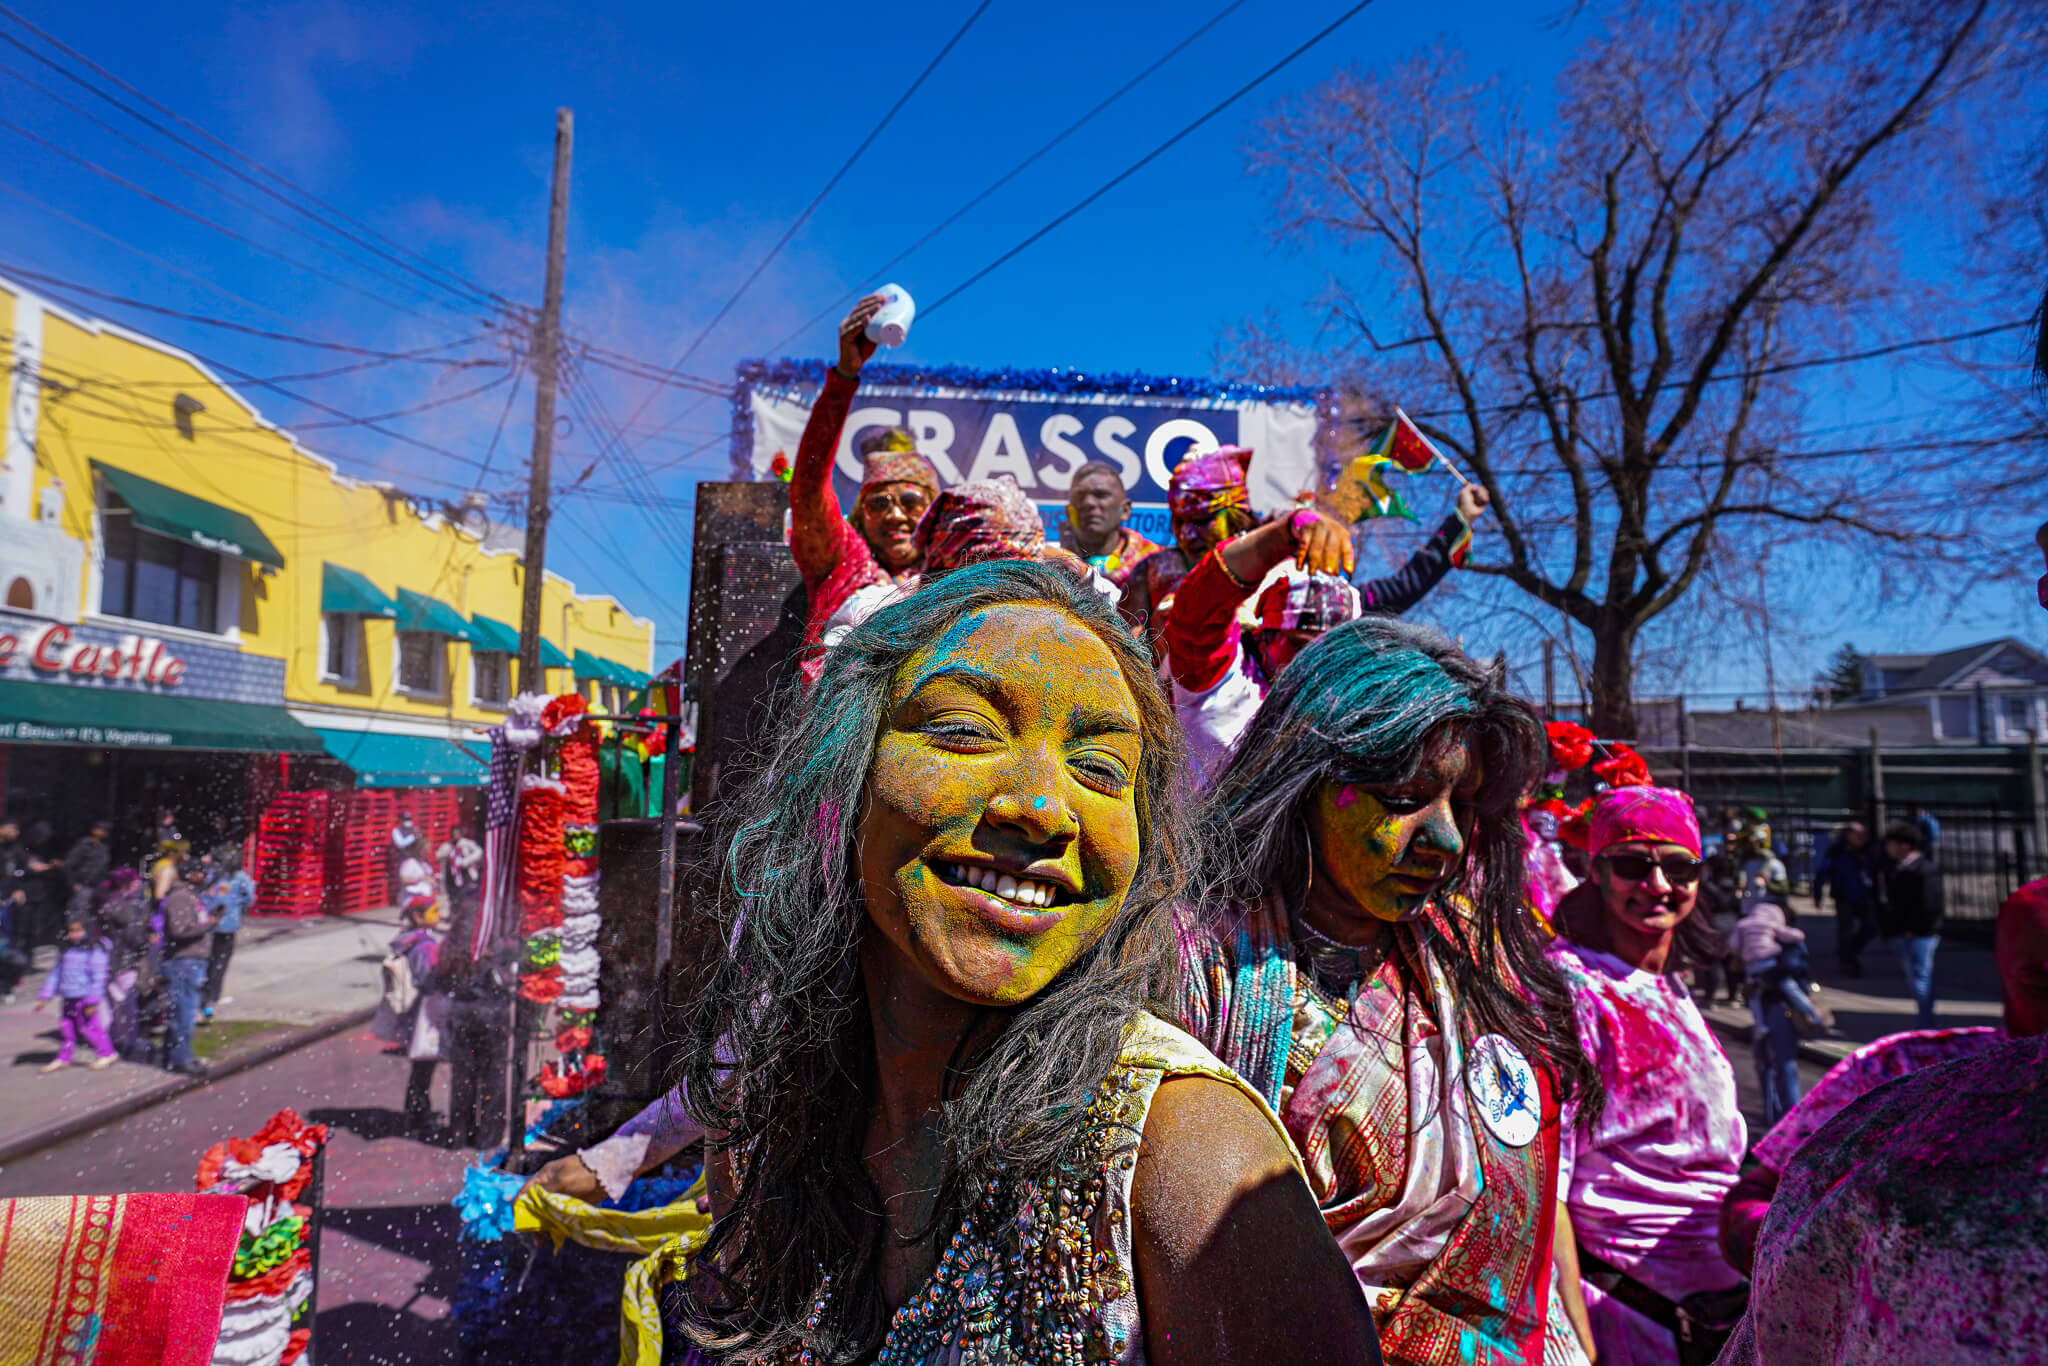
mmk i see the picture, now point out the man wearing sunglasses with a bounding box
[789,294,943,686]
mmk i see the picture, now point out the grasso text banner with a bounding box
[734,360,1329,519]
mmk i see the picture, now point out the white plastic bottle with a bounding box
[865,283,916,347]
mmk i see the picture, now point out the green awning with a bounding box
[313,729,487,788]
[322,563,399,618]
[94,460,285,569]
[467,613,522,654]
[0,679,321,752]
[395,588,472,640]
[572,651,646,686]
[539,638,570,669]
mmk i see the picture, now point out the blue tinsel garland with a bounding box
[729,356,1334,482]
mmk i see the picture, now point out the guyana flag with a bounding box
[1342,448,1417,521]
[1382,408,1445,472]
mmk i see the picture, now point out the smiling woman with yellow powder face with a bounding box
[666,558,1377,1365]
[1180,616,1603,1366]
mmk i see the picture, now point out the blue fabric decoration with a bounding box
[730,356,1333,481]
[456,1163,529,1244]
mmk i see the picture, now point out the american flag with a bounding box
[476,727,520,956]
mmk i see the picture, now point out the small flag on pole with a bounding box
[1381,408,1476,486]
[1448,517,1474,568]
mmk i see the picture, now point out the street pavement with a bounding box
[0,1023,471,1365]
[0,908,403,1160]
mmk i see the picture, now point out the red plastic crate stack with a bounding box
[324,789,466,914]
[252,791,331,918]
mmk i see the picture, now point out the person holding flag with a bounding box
[1340,407,1491,603]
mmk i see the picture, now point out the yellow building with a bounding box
[0,273,655,853]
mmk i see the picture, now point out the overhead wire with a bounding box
[0,59,470,315]
[0,260,507,361]
[0,8,512,318]
[0,114,452,325]
[919,0,1378,318]
[755,0,1252,365]
[606,0,997,441]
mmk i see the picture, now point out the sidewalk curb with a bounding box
[1702,1012,1856,1070]
[0,1006,377,1168]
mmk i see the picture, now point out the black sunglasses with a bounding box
[1600,851,1704,887]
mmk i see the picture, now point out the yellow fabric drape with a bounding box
[512,1174,712,1366]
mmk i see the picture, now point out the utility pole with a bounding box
[1757,560,1788,816]
[509,108,572,1166]
[517,108,573,692]
[1542,638,1556,719]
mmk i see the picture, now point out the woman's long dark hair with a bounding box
[671,558,1195,1364]
[1195,615,1602,1121]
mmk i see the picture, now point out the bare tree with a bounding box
[1250,0,2047,734]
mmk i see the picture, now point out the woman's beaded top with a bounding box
[777,1014,1303,1366]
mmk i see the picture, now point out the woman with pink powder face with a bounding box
[1548,786,1747,1365]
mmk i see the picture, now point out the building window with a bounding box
[321,613,359,684]
[1937,695,1975,740]
[473,651,510,706]
[2003,694,2038,739]
[101,498,220,632]
[397,631,445,695]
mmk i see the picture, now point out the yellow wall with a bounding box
[3,279,655,730]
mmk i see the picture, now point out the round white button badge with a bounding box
[1465,1034,1541,1148]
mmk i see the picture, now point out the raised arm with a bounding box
[1351,485,1488,614]
[789,296,885,582]
[1167,510,1353,692]
[1133,1075,1380,1366]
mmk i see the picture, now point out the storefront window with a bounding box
[473,650,510,706]
[322,613,359,684]
[101,502,219,632]
[397,631,445,695]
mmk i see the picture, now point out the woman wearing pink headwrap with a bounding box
[1547,786,1748,1366]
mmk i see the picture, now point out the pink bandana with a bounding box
[1586,785,1701,857]
[914,479,1046,573]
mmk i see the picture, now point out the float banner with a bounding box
[734,360,1331,539]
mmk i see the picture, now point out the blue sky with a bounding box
[2,0,2039,704]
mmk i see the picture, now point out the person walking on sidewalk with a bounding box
[35,916,118,1072]
[1813,821,1880,977]
[94,868,155,1058]
[199,845,255,1022]
[159,862,219,1076]
[60,820,112,923]
[1878,820,1944,1027]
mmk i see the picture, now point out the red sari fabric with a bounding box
[1181,898,1560,1365]
[0,1192,246,1366]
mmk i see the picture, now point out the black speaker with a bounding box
[590,817,717,1128]
[685,483,805,816]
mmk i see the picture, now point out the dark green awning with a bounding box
[467,613,522,654]
[94,461,285,569]
[0,680,320,752]
[573,650,647,686]
[395,588,472,640]
[322,563,399,618]
[313,729,487,788]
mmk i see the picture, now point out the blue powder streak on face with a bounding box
[1033,797,1048,810]
[903,609,992,694]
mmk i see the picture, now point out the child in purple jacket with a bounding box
[36,917,116,1071]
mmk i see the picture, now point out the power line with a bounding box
[0,10,509,317]
[610,0,996,432]
[294,370,514,430]
[0,114,450,324]
[921,0,1378,318]
[0,259,506,360]
[1401,319,2040,426]
[0,58,466,314]
[755,0,1251,364]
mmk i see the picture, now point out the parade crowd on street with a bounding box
[474,296,2048,1366]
